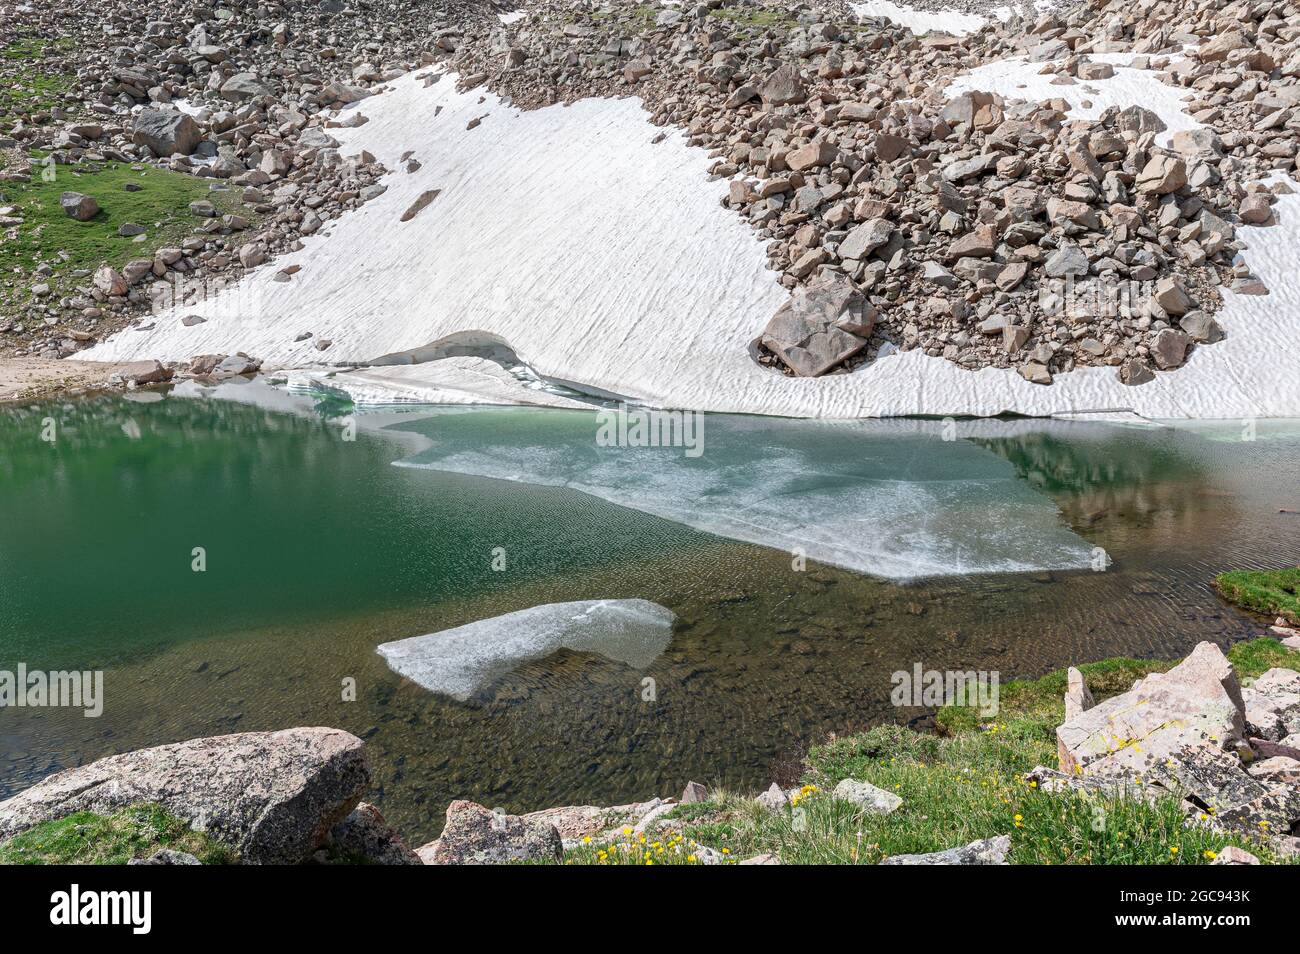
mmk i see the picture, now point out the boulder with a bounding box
[133,109,201,156]
[681,781,709,804]
[220,72,272,102]
[756,782,788,812]
[832,778,902,814]
[60,192,99,221]
[1242,668,1300,741]
[1136,154,1187,195]
[522,798,671,842]
[327,802,421,864]
[0,728,369,864]
[420,800,562,864]
[1056,642,1245,778]
[838,218,894,261]
[758,64,805,106]
[92,264,127,296]
[760,271,875,376]
[128,849,202,866]
[1150,329,1191,370]
[881,835,1011,865]
[1065,666,1094,721]
[1211,846,1260,865]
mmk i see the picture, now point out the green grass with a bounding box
[0,804,235,865]
[1215,567,1300,625]
[0,155,246,297]
[1,38,75,115]
[555,637,1299,865]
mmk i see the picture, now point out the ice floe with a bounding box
[376,599,675,700]
[395,410,1098,580]
[83,65,1300,420]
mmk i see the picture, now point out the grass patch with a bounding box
[1215,567,1300,625]
[0,803,235,865]
[1,37,76,115]
[0,155,245,296]
[554,637,1298,865]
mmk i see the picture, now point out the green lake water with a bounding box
[1,381,1297,844]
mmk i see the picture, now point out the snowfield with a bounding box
[83,63,1300,419]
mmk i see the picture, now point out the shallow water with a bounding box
[1,383,1297,844]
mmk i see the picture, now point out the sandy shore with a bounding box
[0,358,141,403]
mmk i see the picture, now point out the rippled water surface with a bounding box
[1,382,1297,843]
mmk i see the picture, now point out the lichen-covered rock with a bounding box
[420,800,561,865]
[327,801,421,865]
[832,778,902,815]
[0,728,368,865]
[881,835,1011,865]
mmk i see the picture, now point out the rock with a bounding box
[1239,194,1273,225]
[832,778,902,814]
[1018,362,1052,385]
[1179,311,1224,343]
[681,781,709,804]
[1150,329,1191,370]
[1056,642,1245,778]
[128,849,202,866]
[786,140,836,172]
[420,800,562,865]
[133,109,201,156]
[760,271,875,376]
[838,218,894,261]
[759,64,805,106]
[738,852,782,865]
[881,835,1011,865]
[1246,756,1300,786]
[1065,667,1095,721]
[523,798,670,842]
[947,225,997,261]
[756,783,788,812]
[115,360,173,386]
[0,728,368,864]
[1211,846,1260,865]
[92,265,127,296]
[1044,243,1089,278]
[328,802,422,864]
[1119,359,1155,386]
[1136,154,1187,195]
[1152,277,1192,316]
[400,189,441,222]
[220,72,271,102]
[60,192,99,221]
[1241,669,1300,741]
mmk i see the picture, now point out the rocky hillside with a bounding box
[2,0,1297,397]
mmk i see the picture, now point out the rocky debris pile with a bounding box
[446,0,1297,385]
[0,727,375,864]
[1043,641,1300,856]
[0,0,506,360]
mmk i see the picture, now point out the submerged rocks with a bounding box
[759,271,875,377]
[0,728,369,864]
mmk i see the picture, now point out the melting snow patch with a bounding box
[376,599,675,700]
[850,1,995,35]
[82,67,1300,419]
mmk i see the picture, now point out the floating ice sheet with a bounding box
[376,599,675,701]
[394,410,1097,581]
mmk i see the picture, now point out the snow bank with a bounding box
[850,1,997,36]
[376,599,675,700]
[83,66,1300,419]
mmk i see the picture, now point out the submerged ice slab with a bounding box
[376,599,675,701]
[394,410,1097,581]
[83,65,1300,420]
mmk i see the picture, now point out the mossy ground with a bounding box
[556,638,1300,865]
[0,37,76,117]
[0,803,235,865]
[1215,567,1300,625]
[1,155,246,301]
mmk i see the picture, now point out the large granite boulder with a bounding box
[759,271,875,377]
[522,798,672,844]
[1241,668,1300,741]
[418,800,562,864]
[132,108,201,156]
[0,728,368,864]
[1056,642,1245,777]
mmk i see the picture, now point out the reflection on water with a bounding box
[1,384,1297,844]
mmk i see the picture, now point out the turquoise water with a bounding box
[2,382,1298,843]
